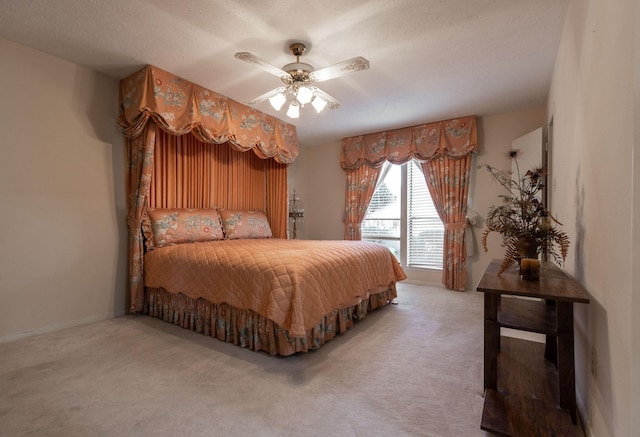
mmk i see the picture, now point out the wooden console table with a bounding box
[476,259,590,436]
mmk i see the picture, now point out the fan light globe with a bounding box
[286,101,300,119]
[311,96,328,113]
[296,86,313,105]
[269,93,287,111]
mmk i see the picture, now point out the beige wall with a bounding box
[547,0,637,435]
[289,141,345,241]
[0,38,128,340]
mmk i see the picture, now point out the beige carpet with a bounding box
[0,283,492,436]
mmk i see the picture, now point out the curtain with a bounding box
[265,159,288,238]
[341,116,477,170]
[421,155,473,291]
[344,165,383,240]
[121,65,298,312]
[150,131,270,211]
[119,65,298,164]
[125,123,156,312]
[341,116,477,291]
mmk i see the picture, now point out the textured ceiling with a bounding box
[0,0,568,147]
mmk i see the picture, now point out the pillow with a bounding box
[218,209,272,239]
[146,208,224,248]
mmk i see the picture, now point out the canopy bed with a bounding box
[120,65,406,356]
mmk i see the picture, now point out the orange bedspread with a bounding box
[144,239,406,337]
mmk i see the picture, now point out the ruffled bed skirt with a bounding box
[143,285,397,356]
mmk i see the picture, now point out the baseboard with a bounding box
[0,309,127,344]
[400,278,443,288]
[402,266,442,286]
[576,389,593,436]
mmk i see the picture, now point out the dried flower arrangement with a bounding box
[481,149,570,273]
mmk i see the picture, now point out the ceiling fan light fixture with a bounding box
[236,42,367,117]
[286,101,300,119]
[296,86,313,105]
[269,92,287,110]
[311,96,328,113]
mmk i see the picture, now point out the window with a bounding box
[362,160,444,269]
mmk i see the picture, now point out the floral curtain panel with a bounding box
[121,65,298,312]
[341,116,477,291]
[125,123,156,312]
[421,155,473,291]
[344,165,382,240]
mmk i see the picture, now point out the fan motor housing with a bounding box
[282,62,314,84]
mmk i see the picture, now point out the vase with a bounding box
[516,236,538,258]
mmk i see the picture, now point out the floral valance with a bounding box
[119,65,298,164]
[341,116,477,170]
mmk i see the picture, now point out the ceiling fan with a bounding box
[234,42,369,119]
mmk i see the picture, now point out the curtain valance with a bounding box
[119,65,298,164]
[340,116,477,170]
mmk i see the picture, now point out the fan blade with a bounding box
[309,86,340,109]
[234,52,291,80]
[309,57,369,83]
[246,86,287,106]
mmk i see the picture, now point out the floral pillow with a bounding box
[218,209,272,239]
[146,208,225,248]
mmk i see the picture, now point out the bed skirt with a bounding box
[143,285,397,356]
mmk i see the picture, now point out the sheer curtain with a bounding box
[341,116,477,291]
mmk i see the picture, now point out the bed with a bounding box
[120,66,406,355]
[140,207,407,356]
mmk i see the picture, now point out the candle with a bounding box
[521,258,540,281]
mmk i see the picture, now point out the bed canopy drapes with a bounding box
[120,65,299,312]
[341,116,477,291]
[119,65,299,163]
